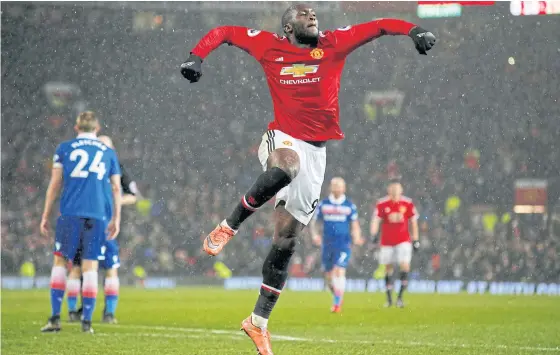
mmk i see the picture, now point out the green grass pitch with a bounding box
[2,288,559,354]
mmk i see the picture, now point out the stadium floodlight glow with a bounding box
[510,1,560,16]
[417,3,462,18]
[513,205,546,214]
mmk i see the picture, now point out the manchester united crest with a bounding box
[399,206,407,214]
[310,48,324,60]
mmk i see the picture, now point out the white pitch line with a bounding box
[109,324,560,352]
[97,332,243,341]
[30,322,560,352]
[113,324,311,342]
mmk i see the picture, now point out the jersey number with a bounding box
[337,252,348,264]
[306,199,319,215]
[70,149,107,180]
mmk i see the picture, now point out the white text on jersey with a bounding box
[279,77,321,85]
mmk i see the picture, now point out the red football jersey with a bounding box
[191,19,416,141]
[374,196,418,246]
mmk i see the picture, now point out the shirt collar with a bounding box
[328,194,346,204]
[76,133,98,140]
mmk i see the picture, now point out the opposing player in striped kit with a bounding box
[309,177,364,313]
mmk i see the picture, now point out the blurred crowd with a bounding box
[2,3,559,282]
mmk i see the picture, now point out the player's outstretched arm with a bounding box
[180,26,271,83]
[331,19,436,56]
[40,167,63,237]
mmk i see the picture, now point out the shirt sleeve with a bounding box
[407,202,419,221]
[109,151,121,178]
[52,144,64,168]
[328,19,416,57]
[350,203,358,221]
[191,26,273,61]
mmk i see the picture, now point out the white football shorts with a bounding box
[379,242,413,265]
[257,130,326,225]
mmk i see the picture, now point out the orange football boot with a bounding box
[330,305,342,313]
[203,223,236,256]
[241,316,273,355]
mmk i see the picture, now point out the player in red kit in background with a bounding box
[181,4,435,354]
[370,179,420,308]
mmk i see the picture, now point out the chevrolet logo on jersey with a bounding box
[280,64,319,78]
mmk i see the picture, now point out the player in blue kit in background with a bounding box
[309,177,364,313]
[67,135,139,324]
[40,112,122,333]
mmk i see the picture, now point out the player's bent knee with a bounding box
[274,235,296,253]
[274,225,299,251]
[273,206,304,246]
[69,266,82,278]
[53,254,67,267]
[385,265,394,274]
[331,266,345,277]
[267,148,300,180]
[81,259,99,273]
[106,268,118,278]
[399,263,411,272]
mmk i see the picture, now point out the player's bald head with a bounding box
[281,5,298,30]
[330,177,346,197]
[282,4,312,29]
[98,135,114,149]
[281,4,318,39]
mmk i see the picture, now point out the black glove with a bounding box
[413,240,420,251]
[371,235,379,245]
[409,26,436,55]
[180,54,203,83]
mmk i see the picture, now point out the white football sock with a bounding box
[251,312,268,328]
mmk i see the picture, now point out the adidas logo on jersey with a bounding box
[274,57,284,62]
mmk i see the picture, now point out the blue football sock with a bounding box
[49,266,67,317]
[333,294,341,306]
[82,297,96,321]
[105,295,118,315]
[67,296,78,312]
[50,289,65,317]
[81,270,98,321]
[104,276,120,315]
[67,278,81,312]
[332,276,346,307]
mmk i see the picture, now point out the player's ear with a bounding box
[284,23,293,34]
[74,125,79,133]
